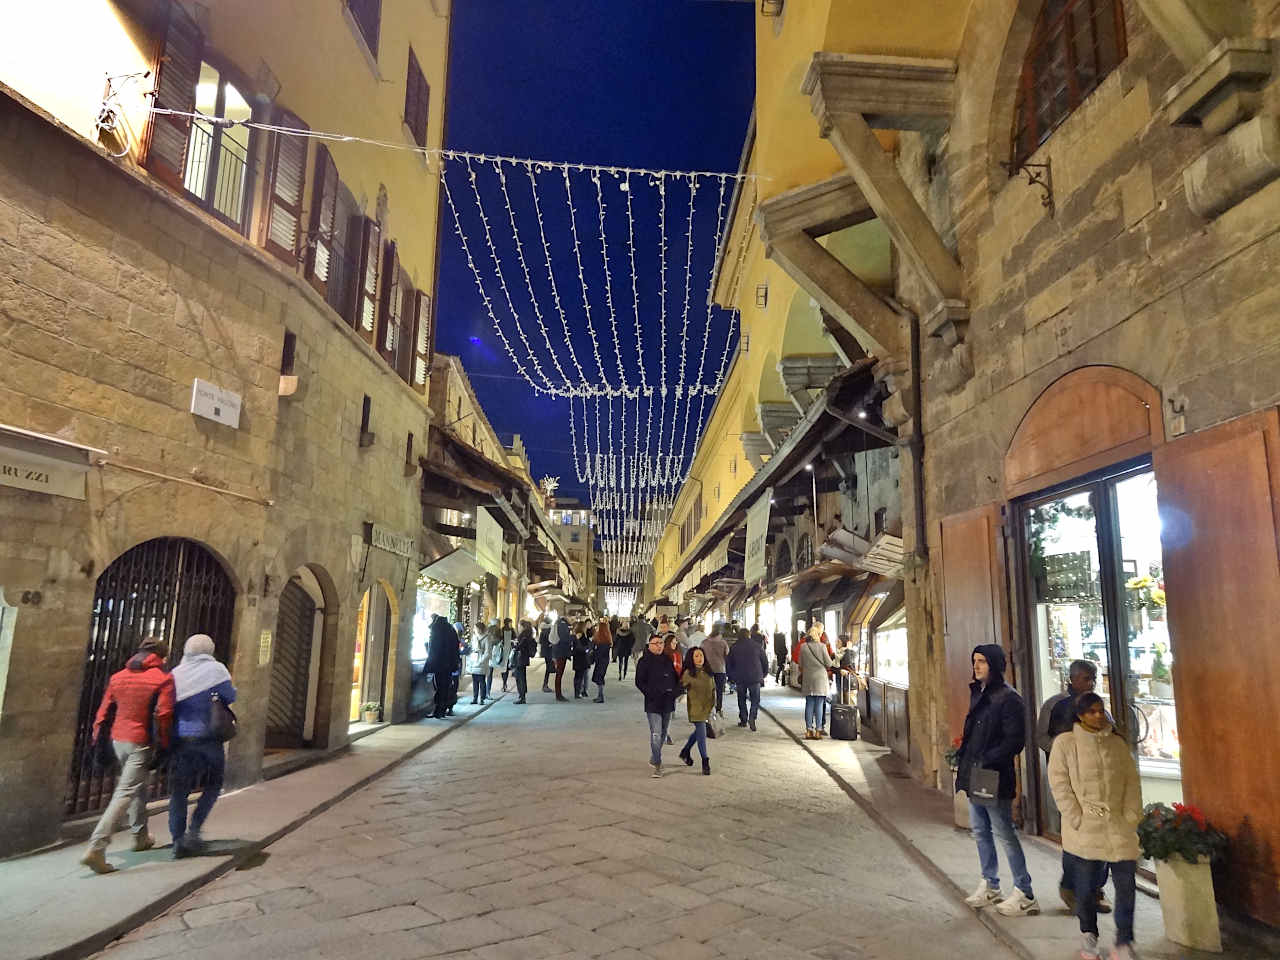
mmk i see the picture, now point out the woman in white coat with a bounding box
[1048,692,1141,960]
[465,625,493,704]
[488,622,508,696]
[798,624,833,740]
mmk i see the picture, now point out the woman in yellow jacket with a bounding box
[1048,692,1141,960]
[677,647,716,775]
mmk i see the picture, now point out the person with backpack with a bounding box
[635,633,679,777]
[80,635,175,874]
[168,634,236,858]
[512,620,537,704]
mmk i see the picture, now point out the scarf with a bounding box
[172,652,230,701]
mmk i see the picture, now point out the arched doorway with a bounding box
[66,537,236,819]
[351,581,397,724]
[266,566,331,748]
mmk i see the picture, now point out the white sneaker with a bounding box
[650,763,662,779]
[964,880,1001,908]
[1080,932,1101,959]
[995,888,1040,917]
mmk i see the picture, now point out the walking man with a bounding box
[635,633,679,777]
[614,620,636,680]
[726,625,769,731]
[81,636,175,874]
[773,631,789,685]
[700,623,729,716]
[956,644,1039,917]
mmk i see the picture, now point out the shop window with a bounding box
[404,47,431,147]
[1011,0,1127,167]
[873,607,909,686]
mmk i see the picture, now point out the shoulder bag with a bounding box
[208,691,238,741]
[968,687,1010,806]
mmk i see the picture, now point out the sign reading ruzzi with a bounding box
[0,424,100,500]
[190,378,242,429]
[744,487,773,587]
[476,507,504,576]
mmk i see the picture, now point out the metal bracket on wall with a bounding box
[1000,159,1054,217]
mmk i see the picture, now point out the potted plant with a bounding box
[944,737,969,829]
[362,701,381,724]
[1149,644,1173,699]
[1138,802,1227,952]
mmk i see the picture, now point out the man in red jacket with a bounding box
[80,636,175,875]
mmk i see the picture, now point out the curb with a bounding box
[758,704,1036,960]
[39,695,506,960]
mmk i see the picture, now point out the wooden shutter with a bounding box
[354,217,381,342]
[396,278,416,383]
[143,1,202,189]
[264,110,308,264]
[305,146,339,294]
[330,185,359,321]
[410,290,432,394]
[376,241,402,366]
[1153,409,1280,925]
[404,48,430,147]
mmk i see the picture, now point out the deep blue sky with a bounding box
[438,1,754,504]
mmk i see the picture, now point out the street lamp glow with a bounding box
[857,410,868,420]
[804,464,813,472]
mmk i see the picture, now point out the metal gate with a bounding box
[266,579,315,748]
[66,538,236,819]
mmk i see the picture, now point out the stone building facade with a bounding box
[0,0,452,858]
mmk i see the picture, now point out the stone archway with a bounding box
[351,579,399,724]
[266,563,340,749]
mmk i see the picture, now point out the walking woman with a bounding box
[613,620,635,680]
[466,624,492,704]
[1048,692,1142,960]
[678,647,716,775]
[635,633,679,777]
[798,625,833,739]
[169,634,236,858]
[591,617,612,702]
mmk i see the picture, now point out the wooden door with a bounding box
[1153,408,1280,925]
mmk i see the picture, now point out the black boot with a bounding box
[678,745,693,766]
[701,758,711,776]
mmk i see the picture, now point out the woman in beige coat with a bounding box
[1047,692,1141,960]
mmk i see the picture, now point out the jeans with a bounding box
[168,738,225,844]
[470,673,488,702]
[1066,853,1135,945]
[737,682,761,723]
[573,668,588,697]
[646,711,672,765]
[1061,851,1109,895]
[88,741,151,850]
[713,673,726,713]
[969,798,1034,898]
[804,694,826,730]
[820,695,829,728]
[515,666,528,699]
[486,667,494,693]
[683,721,708,759]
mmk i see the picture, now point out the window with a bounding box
[264,110,308,263]
[280,331,296,375]
[347,0,381,59]
[410,291,433,394]
[405,432,415,465]
[1011,0,1126,167]
[352,217,381,341]
[404,48,431,147]
[570,532,581,544]
[306,146,340,294]
[182,62,254,228]
[376,241,403,367]
[873,607,909,686]
[359,395,373,446]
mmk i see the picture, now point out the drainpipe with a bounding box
[909,310,927,562]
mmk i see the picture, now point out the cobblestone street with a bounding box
[98,680,1013,960]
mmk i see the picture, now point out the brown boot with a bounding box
[80,847,117,874]
[133,831,155,852]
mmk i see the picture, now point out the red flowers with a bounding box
[1173,802,1208,830]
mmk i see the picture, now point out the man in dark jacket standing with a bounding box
[553,615,572,701]
[425,615,458,719]
[725,629,769,731]
[956,644,1038,917]
[635,633,679,777]
[513,620,538,704]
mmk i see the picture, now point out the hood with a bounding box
[127,652,167,671]
[972,643,1007,684]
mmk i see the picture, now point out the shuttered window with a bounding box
[347,0,381,59]
[410,290,433,394]
[354,217,381,342]
[404,47,430,148]
[376,241,402,366]
[330,183,361,322]
[264,110,308,264]
[305,146,339,294]
[144,1,202,190]
[396,275,416,382]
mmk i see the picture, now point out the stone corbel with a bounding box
[873,357,914,430]
[1163,37,1272,135]
[925,297,973,394]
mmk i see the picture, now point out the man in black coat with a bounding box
[538,619,554,693]
[425,615,459,719]
[955,643,1038,917]
[726,631,769,731]
[634,633,678,777]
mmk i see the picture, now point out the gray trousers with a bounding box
[88,741,152,850]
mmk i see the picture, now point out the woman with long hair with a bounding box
[591,617,612,703]
[678,647,716,775]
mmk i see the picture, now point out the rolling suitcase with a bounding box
[830,702,859,741]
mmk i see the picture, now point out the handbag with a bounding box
[969,766,1001,806]
[91,700,118,771]
[208,691,238,741]
[706,716,722,739]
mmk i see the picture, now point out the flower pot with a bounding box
[954,788,971,830]
[1155,855,1221,953]
[363,711,379,724]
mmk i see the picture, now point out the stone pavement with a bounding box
[92,676,1014,960]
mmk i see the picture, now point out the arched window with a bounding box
[1011,0,1126,167]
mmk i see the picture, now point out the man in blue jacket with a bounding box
[955,643,1038,917]
[725,627,769,731]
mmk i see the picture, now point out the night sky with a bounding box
[437,1,755,508]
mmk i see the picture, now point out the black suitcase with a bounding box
[830,703,859,741]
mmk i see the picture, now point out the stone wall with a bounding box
[0,91,435,856]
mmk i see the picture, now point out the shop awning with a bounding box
[421,547,488,588]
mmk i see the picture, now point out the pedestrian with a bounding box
[498,618,516,692]
[663,632,683,675]
[957,644,1039,917]
[700,623,729,717]
[773,631,789,685]
[512,619,537,703]
[572,621,592,698]
[1038,659,1111,913]
[486,620,506,698]
[539,617,554,693]
[426,614,457,719]
[614,620,636,680]
[553,614,572,701]
[591,617,612,702]
[632,613,652,651]
[726,624,769,731]
[685,618,707,656]
[798,625,833,739]
[80,635,175,874]
[635,632,679,777]
[1048,692,1141,960]
[168,634,236,858]
[447,621,465,715]
[678,647,716,775]
[466,624,491,704]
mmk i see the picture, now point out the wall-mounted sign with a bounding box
[366,524,415,558]
[745,486,773,587]
[190,378,242,429]
[257,630,273,666]
[476,507,503,576]
[0,423,101,500]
